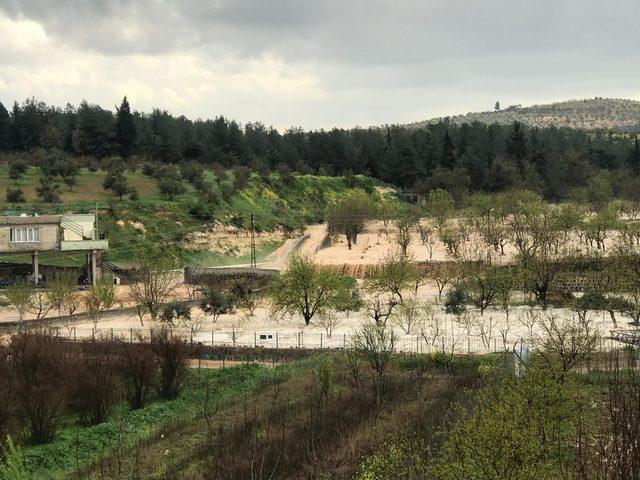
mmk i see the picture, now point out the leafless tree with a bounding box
[391,298,425,334]
[351,322,397,407]
[365,294,397,327]
[535,313,599,374]
[317,311,340,338]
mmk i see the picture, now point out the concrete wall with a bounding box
[0,223,60,253]
[62,214,96,241]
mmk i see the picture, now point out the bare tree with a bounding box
[535,313,599,374]
[27,290,53,322]
[391,298,425,334]
[420,302,445,346]
[394,216,415,256]
[84,276,115,331]
[364,294,397,327]
[317,310,340,338]
[473,315,496,351]
[128,254,179,322]
[418,222,437,260]
[351,322,397,407]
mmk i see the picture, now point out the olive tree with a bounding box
[425,188,454,228]
[363,252,418,304]
[266,254,357,325]
[2,282,33,327]
[325,189,376,249]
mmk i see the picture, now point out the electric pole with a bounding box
[250,213,256,268]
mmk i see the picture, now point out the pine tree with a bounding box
[494,101,500,111]
[0,102,10,151]
[441,130,456,169]
[630,135,640,174]
[506,121,528,171]
[115,96,136,158]
[10,102,21,151]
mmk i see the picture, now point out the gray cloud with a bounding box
[1,0,640,129]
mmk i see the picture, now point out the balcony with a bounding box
[60,239,109,251]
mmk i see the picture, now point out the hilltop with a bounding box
[408,97,640,131]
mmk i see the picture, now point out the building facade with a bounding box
[0,214,109,285]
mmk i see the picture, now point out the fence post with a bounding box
[493,337,497,353]
[343,333,346,348]
[111,328,114,342]
[73,327,76,342]
[211,331,214,346]
[320,333,323,349]
[276,332,279,349]
[467,337,470,354]
[416,336,419,353]
[254,332,257,348]
[298,332,301,349]
[441,336,445,354]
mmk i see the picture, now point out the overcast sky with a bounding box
[1,0,639,130]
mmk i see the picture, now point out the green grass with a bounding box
[1,169,380,265]
[0,166,161,206]
[21,363,275,479]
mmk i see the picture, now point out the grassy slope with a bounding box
[1,170,377,266]
[0,166,160,206]
[22,363,275,480]
[73,354,482,480]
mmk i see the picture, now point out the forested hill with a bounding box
[2,97,640,207]
[409,98,640,131]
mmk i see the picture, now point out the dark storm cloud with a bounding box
[2,0,640,129]
[3,0,639,63]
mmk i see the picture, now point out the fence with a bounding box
[47,325,631,356]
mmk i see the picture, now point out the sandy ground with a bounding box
[307,220,619,266]
[1,220,632,353]
[62,281,623,354]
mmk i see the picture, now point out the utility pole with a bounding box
[250,213,256,268]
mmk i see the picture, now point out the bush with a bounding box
[157,177,187,200]
[200,289,237,322]
[0,344,12,442]
[140,162,155,177]
[118,342,158,410]
[68,340,119,425]
[36,175,61,204]
[9,332,67,444]
[160,301,191,326]
[6,187,25,203]
[8,161,27,180]
[150,328,188,400]
[444,285,467,315]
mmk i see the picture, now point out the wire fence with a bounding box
[49,326,632,356]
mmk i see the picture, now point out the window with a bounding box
[9,227,40,243]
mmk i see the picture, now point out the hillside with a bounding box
[409,97,640,131]
[0,170,378,267]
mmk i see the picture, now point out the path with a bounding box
[261,224,327,269]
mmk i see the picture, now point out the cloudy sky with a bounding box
[1,0,639,130]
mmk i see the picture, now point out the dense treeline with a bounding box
[2,97,640,203]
